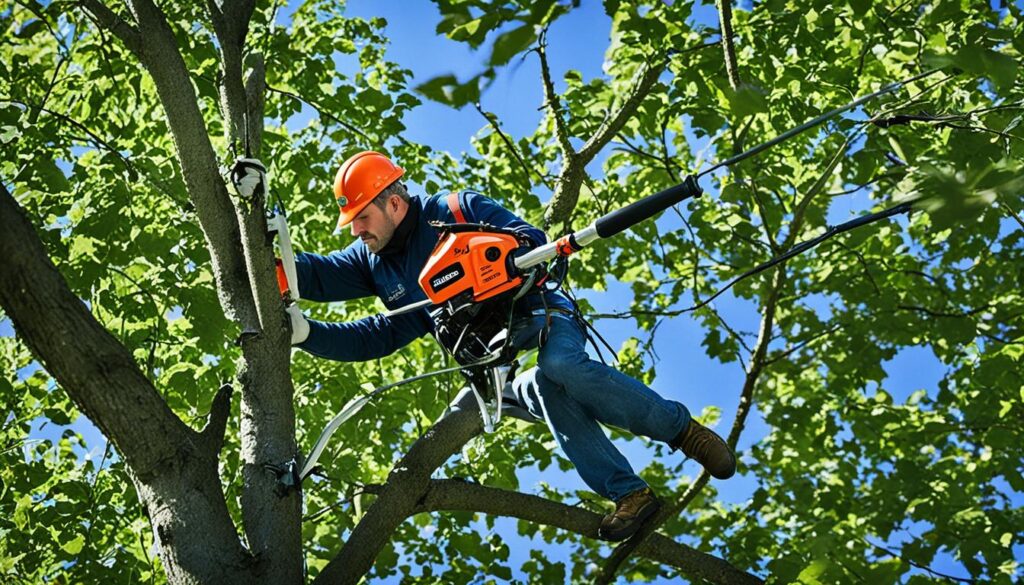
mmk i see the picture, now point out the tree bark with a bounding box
[0,184,254,584]
[205,5,303,578]
[716,0,741,90]
[79,2,304,582]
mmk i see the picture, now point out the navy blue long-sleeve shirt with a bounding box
[294,190,572,362]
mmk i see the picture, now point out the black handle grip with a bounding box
[594,175,702,238]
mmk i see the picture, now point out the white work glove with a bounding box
[230,157,266,199]
[286,304,310,345]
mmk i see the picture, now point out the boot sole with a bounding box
[597,500,661,542]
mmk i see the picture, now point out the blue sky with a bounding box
[4,0,1017,582]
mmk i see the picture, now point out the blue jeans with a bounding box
[508,312,691,501]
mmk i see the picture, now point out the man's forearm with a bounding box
[296,313,430,362]
[294,251,376,302]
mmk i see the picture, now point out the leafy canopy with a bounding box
[2,0,1023,583]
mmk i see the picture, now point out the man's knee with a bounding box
[537,346,589,380]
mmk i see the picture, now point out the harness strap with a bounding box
[448,191,467,223]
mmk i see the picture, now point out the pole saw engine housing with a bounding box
[418,221,533,306]
[419,220,542,368]
[419,221,542,432]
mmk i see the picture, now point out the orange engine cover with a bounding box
[419,230,523,305]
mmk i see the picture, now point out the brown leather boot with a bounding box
[670,419,736,479]
[598,487,660,542]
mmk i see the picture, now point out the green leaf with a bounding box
[447,14,501,48]
[15,158,71,193]
[0,124,20,144]
[951,46,1018,91]
[488,24,536,67]
[16,19,46,39]
[14,494,33,530]
[62,534,85,556]
[69,236,100,262]
[723,85,768,119]
[435,8,472,36]
[416,74,461,106]
[414,71,493,109]
[796,559,829,584]
[865,559,906,581]
[849,0,871,16]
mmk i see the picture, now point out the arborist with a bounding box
[233,151,736,541]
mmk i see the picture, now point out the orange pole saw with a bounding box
[389,175,703,318]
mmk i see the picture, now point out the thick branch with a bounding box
[314,407,483,585]
[231,56,282,335]
[419,479,763,585]
[538,31,575,161]
[200,383,234,455]
[716,0,741,89]
[78,0,142,54]
[0,184,253,584]
[78,3,303,581]
[543,56,667,230]
[207,6,302,581]
[81,0,259,329]
[539,31,718,230]
[207,0,257,148]
[244,54,266,156]
[576,58,667,164]
[726,269,784,449]
[0,184,193,477]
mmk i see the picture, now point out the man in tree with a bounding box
[236,151,736,541]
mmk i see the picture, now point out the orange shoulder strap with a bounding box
[447,191,467,223]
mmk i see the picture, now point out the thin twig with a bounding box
[473,102,552,191]
[1002,202,1024,232]
[0,98,184,203]
[72,439,113,580]
[264,84,406,146]
[865,539,976,583]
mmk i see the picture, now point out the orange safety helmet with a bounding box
[333,151,405,228]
